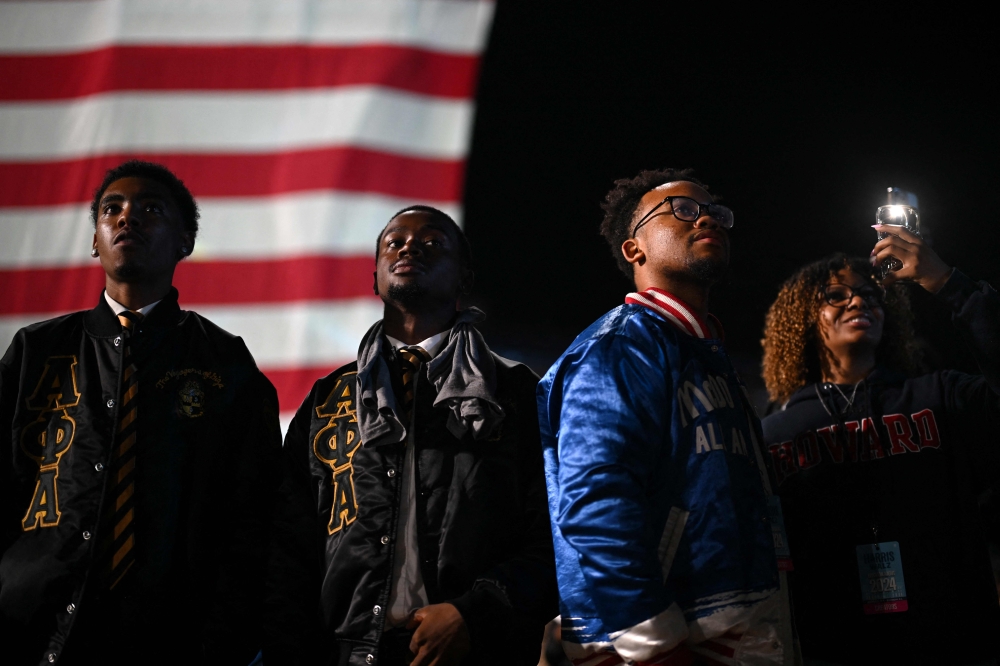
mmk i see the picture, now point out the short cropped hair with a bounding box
[599,168,711,279]
[376,205,473,270]
[761,253,919,404]
[90,160,200,239]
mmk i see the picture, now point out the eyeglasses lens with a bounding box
[711,206,734,229]
[824,287,851,306]
[859,288,883,305]
[824,286,883,307]
[669,197,735,229]
[669,198,701,221]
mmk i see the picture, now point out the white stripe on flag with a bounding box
[0,0,495,55]
[279,412,297,439]
[0,89,472,160]
[0,299,385,368]
[0,193,460,268]
[195,299,384,367]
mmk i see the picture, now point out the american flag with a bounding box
[0,0,494,430]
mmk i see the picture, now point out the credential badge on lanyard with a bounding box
[855,541,908,614]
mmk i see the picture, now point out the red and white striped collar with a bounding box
[625,287,725,341]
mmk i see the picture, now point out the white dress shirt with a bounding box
[383,328,451,627]
[103,290,162,317]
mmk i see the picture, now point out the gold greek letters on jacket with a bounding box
[20,356,82,530]
[313,372,363,535]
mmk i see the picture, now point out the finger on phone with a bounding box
[873,224,920,243]
[873,248,902,268]
[871,234,908,256]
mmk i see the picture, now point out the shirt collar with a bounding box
[625,287,725,341]
[104,290,162,317]
[384,328,452,360]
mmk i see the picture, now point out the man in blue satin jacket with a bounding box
[538,169,794,666]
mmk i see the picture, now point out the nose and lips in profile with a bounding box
[689,214,727,249]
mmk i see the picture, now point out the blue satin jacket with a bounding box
[538,301,782,663]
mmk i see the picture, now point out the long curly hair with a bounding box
[762,253,919,404]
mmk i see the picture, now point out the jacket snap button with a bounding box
[365,655,374,665]
[711,345,719,352]
[114,337,121,347]
[380,535,390,545]
[372,605,381,615]
[66,603,75,614]
[387,469,396,478]
[82,531,92,540]
[106,399,115,408]
[47,653,56,663]
[95,463,104,472]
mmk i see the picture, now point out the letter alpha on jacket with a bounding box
[313,372,364,535]
[20,356,82,530]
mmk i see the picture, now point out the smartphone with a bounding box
[875,188,920,278]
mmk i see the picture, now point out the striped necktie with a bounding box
[109,310,143,589]
[397,346,430,421]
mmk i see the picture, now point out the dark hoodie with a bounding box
[762,270,1000,666]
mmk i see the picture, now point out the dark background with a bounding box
[462,5,1000,407]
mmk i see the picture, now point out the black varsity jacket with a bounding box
[265,344,558,666]
[0,289,282,666]
[762,270,1000,665]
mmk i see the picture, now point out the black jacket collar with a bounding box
[83,287,183,338]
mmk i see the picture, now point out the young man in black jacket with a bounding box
[0,161,282,665]
[266,206,557,666]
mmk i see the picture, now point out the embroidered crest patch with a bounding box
[178,380,206,418]
[156,368,223,419]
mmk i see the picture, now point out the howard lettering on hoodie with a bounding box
[768,409,941,485]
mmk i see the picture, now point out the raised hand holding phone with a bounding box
[870,223,951,292]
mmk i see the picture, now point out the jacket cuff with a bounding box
[609,603,690,664]
[935,268,975,308]
[448,581,510,650]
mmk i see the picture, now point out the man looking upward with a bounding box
[538,169,794,665]
[267,206,556,666]
[0,160,281,664]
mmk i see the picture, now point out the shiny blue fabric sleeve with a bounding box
[548,329,673,633]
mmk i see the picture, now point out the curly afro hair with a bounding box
[90,160,199,239]
[761,253,920,404]
[599,168,712,279]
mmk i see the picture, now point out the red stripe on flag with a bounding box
[0,256,380,315]
[0,148,463,207]
[264,364,348,414]
[0,45,480,101]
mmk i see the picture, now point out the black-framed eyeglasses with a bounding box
[821,283,885,308]
[631,195,734,237]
